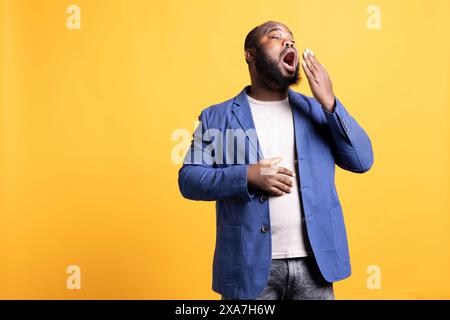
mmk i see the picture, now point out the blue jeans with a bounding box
[221,256,335,300]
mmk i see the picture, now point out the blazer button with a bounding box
[259,196,267,203]
[261,225,270,233]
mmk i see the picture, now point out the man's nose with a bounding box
[284,40,294,48]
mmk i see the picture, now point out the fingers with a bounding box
[276,166,295,177]
[272,180,292,194]
[268,168,296,196]
[302,58,318,84]
[302,59,315,80]
[258,159,296,197]
[303,48,328,82]
[267,181,292,196]
[275,174,293,187]
[268,187,285,196]
[308,51,328,75]
[305,48,321,70]
[303,49,319,73]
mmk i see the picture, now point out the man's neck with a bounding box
[246,82,289,101]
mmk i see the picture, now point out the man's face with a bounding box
[252,23,300,89]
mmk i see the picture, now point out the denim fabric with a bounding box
[221,256,335,300]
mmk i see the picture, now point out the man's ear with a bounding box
[245,49,254,64]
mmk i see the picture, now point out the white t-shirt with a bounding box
[247,94,312,259]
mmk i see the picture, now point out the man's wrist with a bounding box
[322,96,336,113]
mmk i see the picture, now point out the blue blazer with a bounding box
[178,86,374,299]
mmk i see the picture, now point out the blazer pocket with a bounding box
[215,225,242,284]
[328,205,350,262]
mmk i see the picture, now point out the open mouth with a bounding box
[281,51,297,73]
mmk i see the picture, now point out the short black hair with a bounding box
[244,25,261,52]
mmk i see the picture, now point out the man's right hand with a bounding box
[247,157,295,196]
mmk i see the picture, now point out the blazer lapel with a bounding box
[231,86,264,161]
[288,88,311,160]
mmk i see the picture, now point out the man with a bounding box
[178,21,374,300]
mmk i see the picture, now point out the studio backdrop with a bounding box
[0,0,449,299]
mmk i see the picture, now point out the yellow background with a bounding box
[1,0,449,299]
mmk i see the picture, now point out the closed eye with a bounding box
[269,34,295,43]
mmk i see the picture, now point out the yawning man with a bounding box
[178,21,374,300]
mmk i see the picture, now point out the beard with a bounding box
[254,44,300,90]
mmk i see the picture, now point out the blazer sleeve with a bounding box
[321,97,374,173]
[178,110,255,202]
